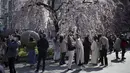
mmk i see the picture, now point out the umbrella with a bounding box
[21,30,40,45]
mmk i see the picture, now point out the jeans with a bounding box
[8,57,16,73]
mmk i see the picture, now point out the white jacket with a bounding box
[76,38,84,64]
[99,36,109,50]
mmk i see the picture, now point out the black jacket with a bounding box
[67,35,75,51]
[37,38,49,53]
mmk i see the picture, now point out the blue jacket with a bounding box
[6,41,19,58]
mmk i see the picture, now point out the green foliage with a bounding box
[18,46,54,59]
[18,47,39,57]
[18,48,27,57]
[35,47,38,54]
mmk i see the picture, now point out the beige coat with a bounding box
[99,36,109,50]
[76,38,84,64]
[91,40,100,64]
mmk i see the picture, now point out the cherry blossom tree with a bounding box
[7,0,130,39]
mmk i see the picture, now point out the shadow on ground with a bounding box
[85,66,104,72]
[71,69,82,73]
[16,66,35,73]
[15,61,106,73]
[111,59,125,63]
[15,62,67,73]
[46,64,66,71]
[61,65,104,73]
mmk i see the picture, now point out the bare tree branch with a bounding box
[54,2,68,12]
[35,1,60,33]
[36,2,53,12]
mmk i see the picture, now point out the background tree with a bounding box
[3,0,130,39]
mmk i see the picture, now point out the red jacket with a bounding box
[121,40,127,48]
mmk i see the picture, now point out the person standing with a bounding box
[26,38,37,68]
[67,31,76,70]
[120,36,128,60]
[75,34,84,66]
[108,35,114,54]
[35,34,49,73]
[83,36,91,64]
[53,37,60,62]
[59,35,67,65]
[98,34,109,67]
[91,36,100,66]
[113,35,121,60]
[6,36,19,73]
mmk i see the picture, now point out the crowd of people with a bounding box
[0,30,129,73]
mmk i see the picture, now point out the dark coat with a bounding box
[6,40,19,58]
[67,35,76,51]
[83,37,91,64]
[37,38,49,55]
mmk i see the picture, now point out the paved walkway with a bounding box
[5,51,130,73]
